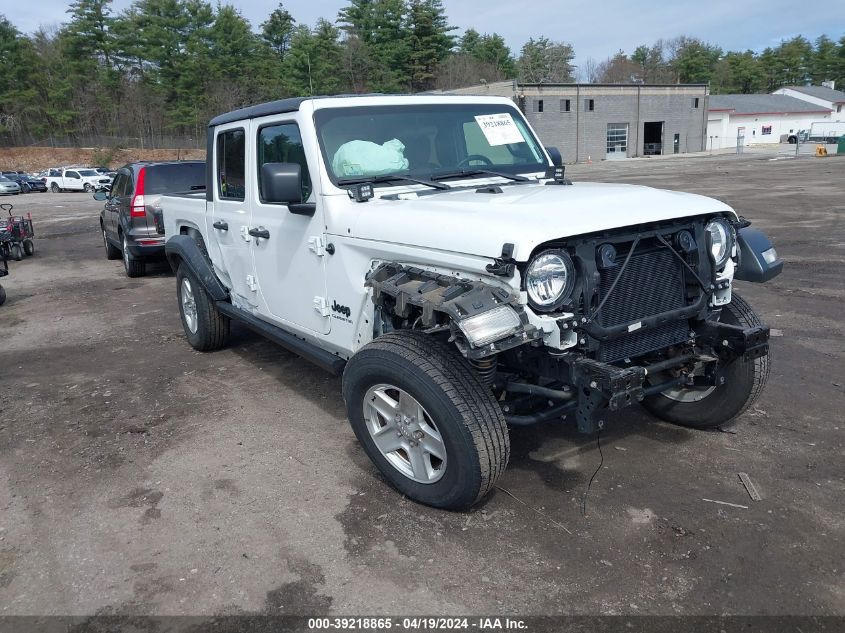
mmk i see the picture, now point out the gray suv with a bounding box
[96,161,205,277]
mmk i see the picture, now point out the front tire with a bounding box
[343,331,509,510]
[11,243,22,261]
[84,183,93,193]
[176,264,230,351]
[642,294,770,429]
[122,234,145,277]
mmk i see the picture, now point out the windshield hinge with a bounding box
[486,243,516,277]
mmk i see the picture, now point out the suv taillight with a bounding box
[130,167,147,218]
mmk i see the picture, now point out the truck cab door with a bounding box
[106,171,127,237]
[248,118,330,335]
[65,170,82,191]
[210,124,258,306]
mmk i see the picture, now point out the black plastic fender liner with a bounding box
[735,227,784,283]
[165,234,229,301]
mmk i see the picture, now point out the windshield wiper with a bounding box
[337,174,451,190]
[430,169,531,183]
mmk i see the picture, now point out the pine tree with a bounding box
[261,3,295,59]
[518,37,575,83]
[338,0,410,92]
[407,0,455,91]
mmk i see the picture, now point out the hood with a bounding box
[347,181,734,261]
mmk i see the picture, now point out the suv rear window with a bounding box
[143,163,206,195]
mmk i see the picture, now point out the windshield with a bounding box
[78,170,98,176]
[314,103,547,186]
[0,176,10,182]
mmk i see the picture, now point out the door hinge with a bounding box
[240,225,252,242]
[246,274,258,291]
[308,235,326,256]
[313,296,330,317]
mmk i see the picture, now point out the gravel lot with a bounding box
[0,154,843,620]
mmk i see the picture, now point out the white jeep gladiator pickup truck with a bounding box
[162,94,783,510]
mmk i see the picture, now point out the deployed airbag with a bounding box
[332,139,409,177]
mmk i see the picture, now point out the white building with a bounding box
[706,94,832,149]
[773,85,845,120]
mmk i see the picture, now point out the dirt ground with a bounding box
[0,147,205,172]
[0,153,842,621]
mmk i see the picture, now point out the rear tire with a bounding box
[50,183,59,193]
[102,227,120,260]
[122,234,145,277]
[641,294,770,429]
[23,239,34,256]
[343,330,509,510]
[0,285,6,306]
[11,244,22,261]
[176,264,230,352]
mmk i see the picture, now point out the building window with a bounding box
[560,99,571,112]
[534,99,544,113]
[692,97,700,108]
[585,98,594,111]
[762,125,772,135]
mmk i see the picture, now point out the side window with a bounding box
[124,171,134,197]
[257,123,312,202]
[67,171,80,179]
[217,129,246,200]
[110,174,124,197]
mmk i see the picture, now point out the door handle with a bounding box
[212,220,228,231]
[248,227,270,240]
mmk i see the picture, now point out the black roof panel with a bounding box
[207,93,468,127]
[208,97,309,127]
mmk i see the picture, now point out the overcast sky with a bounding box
[8,0,844,78]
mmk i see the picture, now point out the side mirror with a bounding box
[93,191,108,201]
[545,146,563,167]
[260,162,303,205]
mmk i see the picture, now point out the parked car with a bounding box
[19,176,47,193]
[0,176,21,196]
[7,174,46,193]
[95,160,205,277]
[161,94,783,510]
[45,168,112,193]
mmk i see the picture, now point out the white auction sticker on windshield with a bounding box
[474,113,525,146]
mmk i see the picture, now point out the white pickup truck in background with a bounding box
[161,94,782,510]
[45,167,112,193]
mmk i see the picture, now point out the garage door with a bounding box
[607,123,628,160]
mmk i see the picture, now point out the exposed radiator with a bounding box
[596,247,690,362]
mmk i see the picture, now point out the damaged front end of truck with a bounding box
[367,213,782,434]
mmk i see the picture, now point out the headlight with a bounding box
[458,305,522,347]
[525,249,574,311]
[705,218,733,269]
